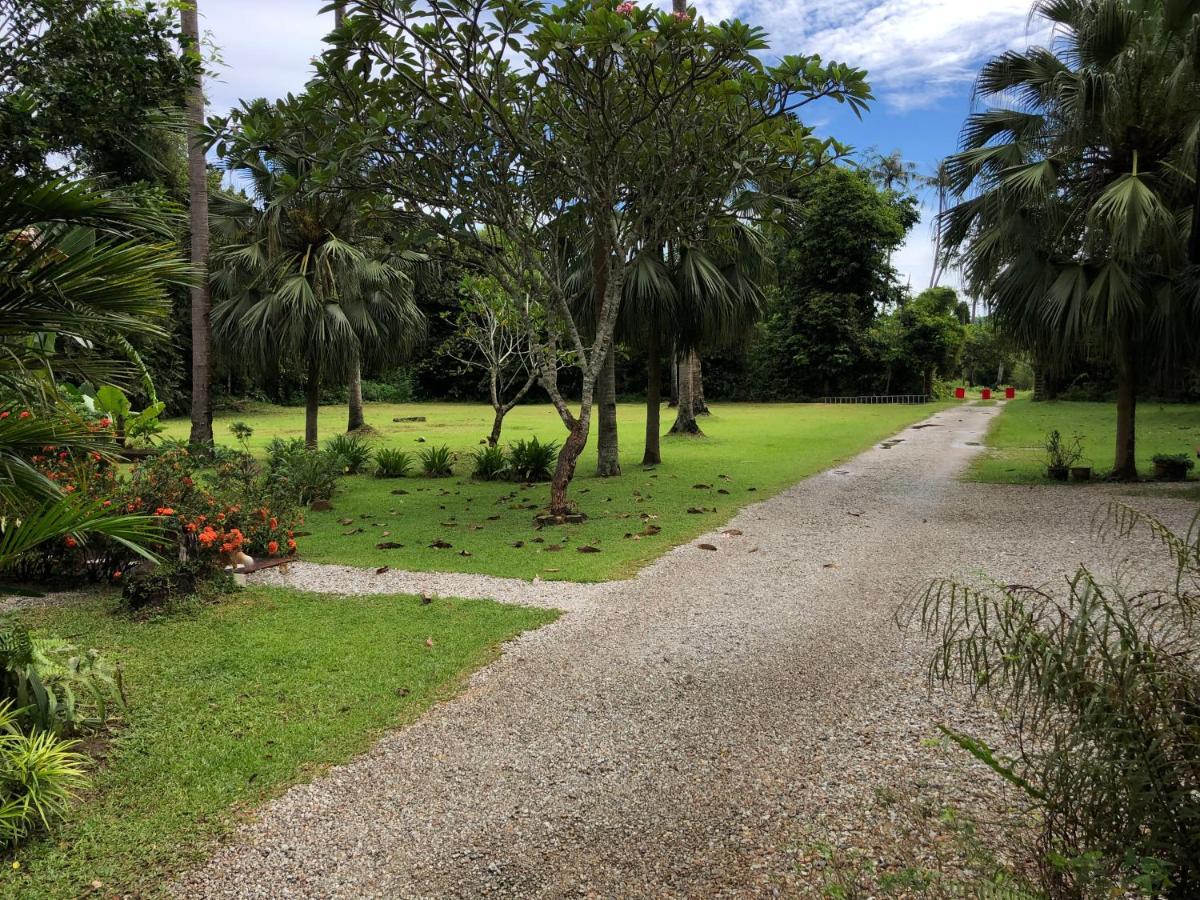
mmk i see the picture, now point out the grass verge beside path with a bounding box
[165,402,954,581]
[2,588,556,898]
[968,397,1200,484]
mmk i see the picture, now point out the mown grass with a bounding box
[164,401,953,581]
[968,397,1200,484]
[1,588,555,898]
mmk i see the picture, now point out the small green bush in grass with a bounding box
[374,448,414,478]
[508,437,558,483]
[324,433,373,475]
[471,444,509,481]
[265,439,341,505]
[419,444,454,478]
[0,700,88,848]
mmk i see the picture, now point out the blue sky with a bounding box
[199,0,1050,292]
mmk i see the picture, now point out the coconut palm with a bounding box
[211,143,424,447]
[943,0,1200,479]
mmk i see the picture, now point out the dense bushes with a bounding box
[324,433,373,475]
[374,448,414,478]
[265,439,340,506]
[901,503,1200,896]
[508,437,557,483]
[419,445,454,478]
[471,444,509,481]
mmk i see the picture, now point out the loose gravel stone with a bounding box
[177,403,1194,898]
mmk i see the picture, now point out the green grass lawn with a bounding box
[969,397,1200,483]
[2,588,555,898]
[164,401,952,581]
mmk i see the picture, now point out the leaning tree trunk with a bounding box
[488,407,505,447]
[1112,333,1139,481]
[182,4,212,447]
[669,352,703,435]
[347,362,365,432]
[304,360,322,448]
[693,356,709,415]
[642,326,662,465]
[594,232,621,477]
[550,411,591,516]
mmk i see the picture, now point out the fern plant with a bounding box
[374,448,413,479]
[508,437,558,483]
[471,445,509,481]
[419,445,454,478]
[899,503,1200,897]
[0,624,125,735]
[0,699,88,848]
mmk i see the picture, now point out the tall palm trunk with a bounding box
[1112,330,1138,480]
[594,231,621,476]
[642,326,662,465]
[304,359,322,448]
[693,355,709,415]
[668,354,679,407]
[347,360,365,431]
[669,351,703,435]
[182,5,212,446]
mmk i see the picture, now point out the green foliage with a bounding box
[265,443,340,506]
[120,558,232,613]
[894,288,967,394]
[418,445,454,478]
[324,433,373,475]
[471,444,509,481]
[228,421,254,452]
[0,622,124,735]
[93,385,165,447]
[373,448,413,479]
[901,502,1200,896]
[0,700,88,849]
[1043,429,1084,470]
[507,437,558,483]
[1152,453,1195,469]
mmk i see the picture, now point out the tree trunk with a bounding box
[182,5,212,447]
[488,407,505,447]
[669,352,703,435]
[693,355,709,415]
[347,363,365,431]
[304,360,321,448]
[668,355,679,407]
[1112,335,1138,481]
[642,327,662,465]
[922,368,933,398]
[594,231,621,477]
[550,417,590,516]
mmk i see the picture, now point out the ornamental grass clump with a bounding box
[899,503,1200,897]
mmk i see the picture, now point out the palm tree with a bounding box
[944,0,1200,479]
[181,2,213,447]
[211,147,424,447]
[921,159,954,290]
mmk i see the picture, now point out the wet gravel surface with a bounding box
[178,403,1194,898]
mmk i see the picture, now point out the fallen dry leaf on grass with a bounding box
[429,539,453,549]
[374,566,389,575]
[424,637,434,648]
[577,545,601,553]
[375,541,405,550]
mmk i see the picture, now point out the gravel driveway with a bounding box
[179,403,1195,898]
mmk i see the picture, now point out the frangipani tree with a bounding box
[944,0,1200,478]
[251,0,870,514]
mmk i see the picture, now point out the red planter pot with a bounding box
[981,389,992,400]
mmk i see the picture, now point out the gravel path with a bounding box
[180,403,1195,898]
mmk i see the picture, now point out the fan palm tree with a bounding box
[211,147,424,447]
[943,0,1200,479]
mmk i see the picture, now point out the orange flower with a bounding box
[18,411,30,419]
[185,522,198,533]
[287,539,297,552]
[64,537,78,549]
[112,570,122,580]
[267,540,279,555]
[269,517,278,530]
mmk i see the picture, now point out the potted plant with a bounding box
[1070,463,1093,482]
[1045,430,1084,481]
[1152,453,1195,481]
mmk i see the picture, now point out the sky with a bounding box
[198,0,1051,294]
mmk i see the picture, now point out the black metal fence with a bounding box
[820,394,932,404]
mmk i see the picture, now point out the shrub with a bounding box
[1043,429,1084,469]
[471,444,509,481]
[228,421,254,451]
[508,437,558,483]
[120,558,234,612]
[899,503,1200,896]
[374,448,413,478]
[0,623,125,735]
[419,445,454,478]
[324,433,373,475]
[265,445,340,506]
[0,700,88,848]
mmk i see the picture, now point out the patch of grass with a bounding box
[2,588,556,898]
[969,398,1200,484]
[164,401,953,581]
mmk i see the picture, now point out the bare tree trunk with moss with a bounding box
[1112,331,1138,480]
[594,234,621,476]
[347,361,365,432]
[183,4,212,447]
[669,351,703,435]
[304,359,321,448]
[642,326,662,465]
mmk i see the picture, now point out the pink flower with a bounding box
[616,1,634,13]
[673,9,690,19]
[99,417,111,428]
[18,411,30,420]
